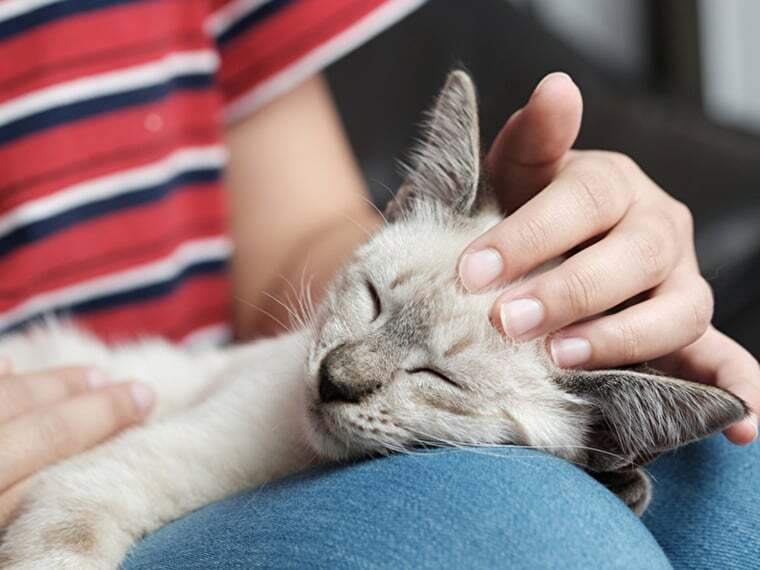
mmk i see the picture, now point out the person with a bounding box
[0,1,758,568]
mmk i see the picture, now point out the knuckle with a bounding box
[107,385,138,424]
[569,166,615,227]
[60,366,93,394]
[555,267,600,318]
[514,216,551,258]
[631,229,670,283]
[37,409,75,460]
[687,279,714,337]
[606,151,639,175]
[617,317,645,363]
[0,376,31,409]
[671,199,695,235]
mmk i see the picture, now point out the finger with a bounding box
[0,382,154,492]
[546,269,714,368]
[460,151,638,292]
[492,213,681,339]
[0,366,111,423]
[655,327,760,445]
[487,72,583,209]
[0,479,29,528]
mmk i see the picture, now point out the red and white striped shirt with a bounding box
[0,0,421,347]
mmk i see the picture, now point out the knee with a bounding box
[316,449,669,568]
[125,449,670,569]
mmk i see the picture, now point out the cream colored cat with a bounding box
[0,71,745,569]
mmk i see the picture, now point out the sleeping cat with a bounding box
[0,71,746,569]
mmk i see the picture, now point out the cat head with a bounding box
[303,71,746,491]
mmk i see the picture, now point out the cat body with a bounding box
[0,71,746,568]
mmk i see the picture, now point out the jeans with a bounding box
[122,435,759,569]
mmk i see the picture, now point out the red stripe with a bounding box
[218,0,386,102]
[0,184,228,311]
[0,90,222,208]
[208,0,230,12]
[76,273,231,343]
[0,1,211,102]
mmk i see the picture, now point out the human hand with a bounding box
[458,72,760,444]
[0,360,154,525]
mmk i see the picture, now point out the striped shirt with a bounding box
[0,0,420,347]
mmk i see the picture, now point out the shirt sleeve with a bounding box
[207,0,425,122]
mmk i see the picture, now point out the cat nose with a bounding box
[318,361,361,403]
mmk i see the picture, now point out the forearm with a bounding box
[224,74,378,340]
[247,207,382,338]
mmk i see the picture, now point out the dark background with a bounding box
[326,0,760,357]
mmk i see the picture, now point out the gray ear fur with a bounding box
[386,70,492,220]
[559,366,748,473]
[590,468,652,517]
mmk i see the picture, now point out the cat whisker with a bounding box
[260,290,307,331]
[368,177,398,206]
[405,428,629,466]
[233,296,308,350]
[357,194,389,226]
[339,212,374,240]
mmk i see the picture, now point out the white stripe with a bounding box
[204,0,269,38]
[0,0,64,23]
[225,0,426,122]
[0,236,233,332]
[181,323,233,349]
[0,145,227,240]
[0,49,219,127]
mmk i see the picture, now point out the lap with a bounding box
[122,448,669,569]
[644,435,760,570]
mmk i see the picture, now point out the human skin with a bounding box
[236,72,758,446]
[0,359,153,525]
[3,69,756,527]
[459,72,759,445]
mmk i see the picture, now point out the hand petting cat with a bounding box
[459,72,760,445]
[0,360,153,526]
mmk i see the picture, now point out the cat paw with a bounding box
[0,478,125,570]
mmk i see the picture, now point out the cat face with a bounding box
[302,71,746,503]
[304,206,589,462]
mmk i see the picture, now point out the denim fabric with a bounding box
[122,447,676,569]
[645,436,760,569]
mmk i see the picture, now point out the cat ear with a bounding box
[557,367,748,472]
[386,70,491,220]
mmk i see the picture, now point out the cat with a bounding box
[0,70,746,569]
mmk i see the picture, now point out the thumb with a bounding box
[487,72,583,211]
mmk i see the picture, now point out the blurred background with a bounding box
[326,0,760,357]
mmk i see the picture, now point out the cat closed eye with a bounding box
[366,279,382,320]
[407,367,461,389]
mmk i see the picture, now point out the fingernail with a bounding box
[459,248,503,292]
[531,71,573,99]
[748,414,758,437]
[87,368,111,389]
[550,337,592,367]
[130,383,154,412]
[500,298,545,338]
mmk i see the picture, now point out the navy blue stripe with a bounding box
[73,258,227,313]
[2,258,227,335]
[217,0,294,46]
[0,73,212,145]
[0,0,148,42]
[0,167,221,257]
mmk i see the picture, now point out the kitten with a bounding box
[0,71,746,569]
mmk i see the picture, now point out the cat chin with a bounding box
[304,404,357,460]
[304,403,390,461]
